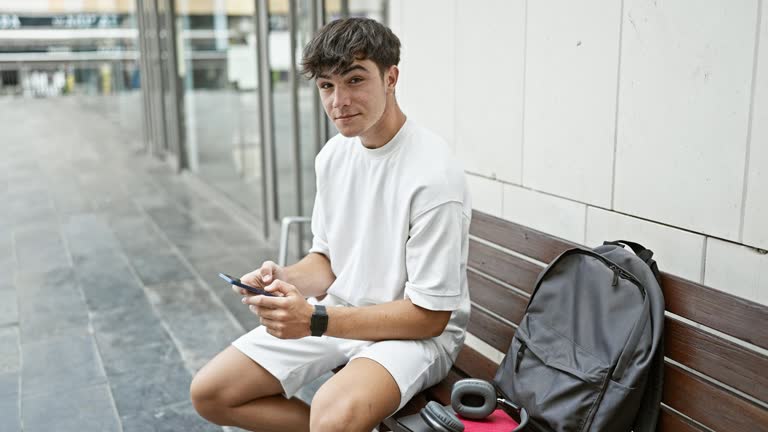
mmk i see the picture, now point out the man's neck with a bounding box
[359,98,407,149]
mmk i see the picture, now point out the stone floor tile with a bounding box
[121,402,222,432]
[101,341,183,377]
[21,333,106,397]
[0,286,18,328]
[0,399,20,432]
[62,213,121,259]
[91,301,173,359]
[0,372,19,397]
[188,254,261,330]
[22,383,120,432]
[74,251,146,312]
[0,327,20,374]
[12,226,70,272]
[144,280,243,371]
[109,216,168,253]
[15,268,89,341]
[109,362,192,417]
[126,250,194,286]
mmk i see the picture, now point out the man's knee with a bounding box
[311,387,379,432]
[190,370,224,423]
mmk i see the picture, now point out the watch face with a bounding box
[311,305,329,336]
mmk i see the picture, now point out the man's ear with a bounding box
[386,65,399,93]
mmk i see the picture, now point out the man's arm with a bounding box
[244,281,452,340]
[283,252,336,297]
[325,298,452,340]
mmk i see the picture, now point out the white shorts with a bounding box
[231,294,453,411]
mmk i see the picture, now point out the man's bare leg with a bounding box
[190,346,311,432]
[310,358,401,432]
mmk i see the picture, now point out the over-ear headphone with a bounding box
[419,378,529,431]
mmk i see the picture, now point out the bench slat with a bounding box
[662,273,768,350]
[467,305,516,354]
[468,239,541,294]
[470,211,577,263]
[453,345,498,382]
[658,406,707,432]
[663,363,768,432]
[665,316,768,403]
[468,270,529,325]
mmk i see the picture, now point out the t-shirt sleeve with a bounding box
[308,190,330,258]
[404,201,464,311]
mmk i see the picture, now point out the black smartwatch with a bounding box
[310,305,329,337]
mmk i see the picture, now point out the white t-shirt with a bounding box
[309,118,472,358]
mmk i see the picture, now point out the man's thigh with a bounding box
[313,357,401,425]
[192,345,284,405]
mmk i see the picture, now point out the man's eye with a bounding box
[319,82,332,89]
[349,77,363,84]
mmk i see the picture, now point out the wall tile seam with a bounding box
[739,0,764,243]
[451,0,458,158]
[465,171,768,252]
[519,0,529,187]
[610,0,626,211]
[700,236,708,284]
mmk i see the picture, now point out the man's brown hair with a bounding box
[301,17,401,79]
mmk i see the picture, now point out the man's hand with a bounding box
[235,261,286,297]
[243,280,315,339]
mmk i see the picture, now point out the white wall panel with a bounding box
[614,0,758,241]
[467,175,503,217]
[743,3,768,249]
[397,0,456,150]
[502,185,586,244]
[455,0,525,183]
[522,0,621,207]
[586,207,705,282]
[705,239,768,305]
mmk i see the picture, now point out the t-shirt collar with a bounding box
[355,118,412,159]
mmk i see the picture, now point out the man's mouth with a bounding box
[335,113,359,120]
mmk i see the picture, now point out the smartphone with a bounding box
[218,273,276,297]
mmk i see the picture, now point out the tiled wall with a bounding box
[390,0,768,305]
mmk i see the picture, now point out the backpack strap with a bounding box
[603,240,662,284]
[603,239,665,432]
[633,339,665,432]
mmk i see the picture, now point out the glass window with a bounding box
[175,0,264,219]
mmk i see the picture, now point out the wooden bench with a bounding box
[381,211,768,432]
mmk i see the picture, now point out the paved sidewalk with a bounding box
[0,96,282,431]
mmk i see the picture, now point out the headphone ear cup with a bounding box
[450,378,497,420]
[419,401,465,432]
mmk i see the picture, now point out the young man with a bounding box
[190,18,472,432]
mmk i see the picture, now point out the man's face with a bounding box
[316,59,394,138]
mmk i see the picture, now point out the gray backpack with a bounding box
[494,241,665,432]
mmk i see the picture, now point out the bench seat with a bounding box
[382,211,768,432]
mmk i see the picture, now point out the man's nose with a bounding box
[332,87,350,109]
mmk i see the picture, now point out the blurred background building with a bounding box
[1,0,386,253]
[1,0,766,305]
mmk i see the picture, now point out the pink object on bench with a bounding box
[458,409,520,431]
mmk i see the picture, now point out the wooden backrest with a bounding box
[448,211,768,432]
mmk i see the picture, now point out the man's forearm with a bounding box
[325,299,452,341]
[283,252,336,297]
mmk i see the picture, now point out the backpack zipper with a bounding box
[515,342,527,373]
[527,248,647,308]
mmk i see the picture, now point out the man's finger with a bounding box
[264,279,299,297]
[244,293,285,308]
[260,260,277,283]
[240,269,263,287]
[256,307,286,321]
